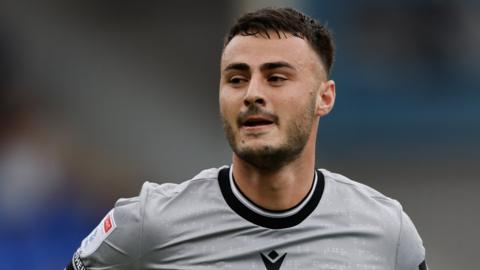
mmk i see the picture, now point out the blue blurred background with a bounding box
[0,1,478,269]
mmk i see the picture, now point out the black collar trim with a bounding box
[218,167,325,229]
[230,166,318,217]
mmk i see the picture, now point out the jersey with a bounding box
[67,166,427,270]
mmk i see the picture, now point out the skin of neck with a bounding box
[232,120,319,211]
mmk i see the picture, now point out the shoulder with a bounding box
[138,166,223,204]
[319,168,402,212]
[124,166,224,224]
[136,166,226,250]
[319,169,404,242]
[109,166,223,229]
[319,169,426,269]
[70,166,225,269]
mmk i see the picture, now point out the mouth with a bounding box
[244,118,274,127]
[240,116,275,129]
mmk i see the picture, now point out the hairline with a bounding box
[222,31,328,80]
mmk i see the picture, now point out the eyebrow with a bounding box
[223,61,296,72]
[223,63,250,72]
[260,61,296,72]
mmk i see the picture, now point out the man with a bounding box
[67,7,427,270]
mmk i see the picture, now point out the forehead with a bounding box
[221,33,323,74]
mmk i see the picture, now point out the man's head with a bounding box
[219,7,336,171]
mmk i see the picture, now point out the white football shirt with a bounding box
[67,166,427,270]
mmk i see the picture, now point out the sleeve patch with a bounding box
[72,252,86,270]
[78,209,117,257]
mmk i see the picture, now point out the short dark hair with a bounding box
[224,7,335,77]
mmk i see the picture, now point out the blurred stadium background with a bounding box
[0,1,478,269]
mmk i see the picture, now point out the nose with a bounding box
[243,76,266,107]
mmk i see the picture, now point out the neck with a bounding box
[232,136,317,211]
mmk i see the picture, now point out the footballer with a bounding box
[67,7,427,270]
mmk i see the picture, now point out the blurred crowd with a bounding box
[0,28,137,269]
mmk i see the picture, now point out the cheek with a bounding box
[219,94,238,122]
[219,90,230,111]
[278,96,312,124]
[280,92,307,111]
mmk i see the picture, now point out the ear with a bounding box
[316,80,336,117]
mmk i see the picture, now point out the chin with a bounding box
[238,138,279,151]
[237,140,285,158]
[234,143,296,172]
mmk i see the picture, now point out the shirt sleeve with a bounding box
[395,210,427,270]
[67,196,143,270]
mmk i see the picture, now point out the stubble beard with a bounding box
[222,98,316,172]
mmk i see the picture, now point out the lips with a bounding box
[236,106,279,131]
[242,116,275,127]
[236,113,278,133]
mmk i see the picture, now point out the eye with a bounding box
[267,75,287,84]
[228,75,248,85]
